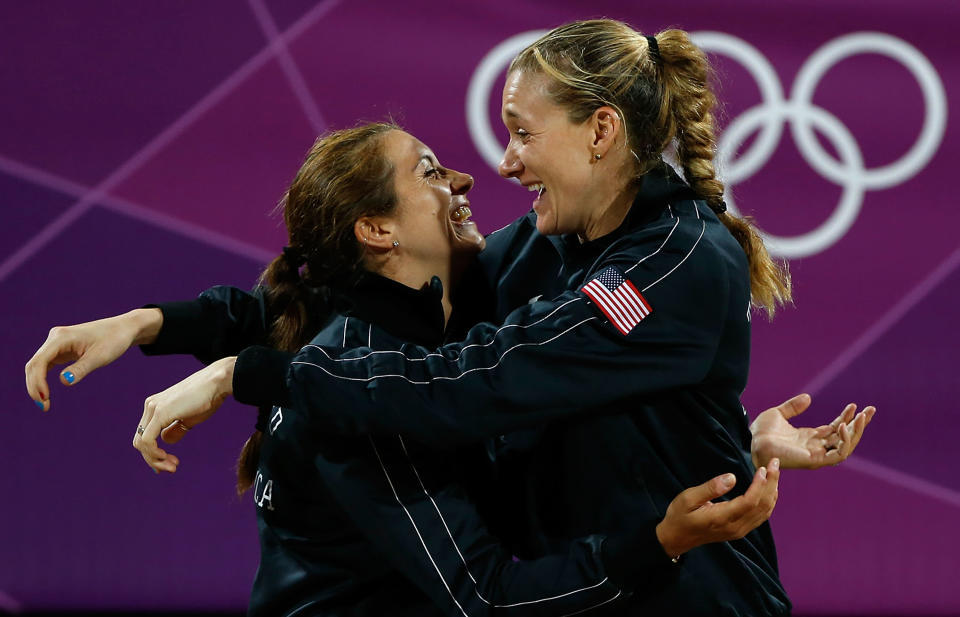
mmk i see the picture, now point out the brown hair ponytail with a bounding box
[236,122,400,494]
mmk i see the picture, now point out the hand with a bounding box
[750,393,876,469]
[656,459,780,559]
[24,308,163,411]
[132,356,236,473]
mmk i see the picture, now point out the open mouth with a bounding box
[529,183,545,198]
[451,204,473,224]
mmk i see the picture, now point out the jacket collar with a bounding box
[333,272,447,348]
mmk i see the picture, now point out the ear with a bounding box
[354,216,397,251]
[590,106,622,158]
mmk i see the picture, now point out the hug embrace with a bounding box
[26,19,873,617]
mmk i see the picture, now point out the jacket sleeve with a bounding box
[139,285,270,365]
[237,217,729,445]
[310,431,675,615]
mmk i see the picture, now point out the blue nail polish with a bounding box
[152,468,159,474]
[63,371,75,384]
[34,400,44,409]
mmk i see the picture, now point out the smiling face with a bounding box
[498,70,602,237]
[381,129,485,270]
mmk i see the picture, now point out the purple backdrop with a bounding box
[2,0,957,614]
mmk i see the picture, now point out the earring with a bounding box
[594,153,602,160]
[392,240,399,248]
[363,237,368,244]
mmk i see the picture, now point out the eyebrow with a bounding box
[412,154,435,172]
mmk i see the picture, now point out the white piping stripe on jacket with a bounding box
[368,436,471,617]
[642,220,706,293]
[624,215,679,275]
[292,317,598,384]
[396,435,617,609]
[302,298,583,364]
[560,590,622,617]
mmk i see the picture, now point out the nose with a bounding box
[450,169,474,195]
[498,145,523,179]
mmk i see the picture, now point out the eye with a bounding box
[423,166,444,179]
[515,128,532,142]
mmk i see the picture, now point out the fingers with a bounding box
[58,360,89,387]
[25,325,100,409]
[160,420,192,445]
[823,405,876,465]
[24,333,67,410]
[679,473,737,512]
[839,410,867,457]
[776,393,812,419]
[830,403,857,429]
[719,459,780,534]
[133,397,180,473]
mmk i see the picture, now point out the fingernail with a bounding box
[722,473,736,488]
[152,467,159,475]
[62,371,75,384]
[39,391,46,401]
[34,400,44,409]
[759,467,768,479]
[770,458,780,471]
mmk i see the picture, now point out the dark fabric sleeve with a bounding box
[602,526,675,590]
[234,346,294,408]
[139,285,270,365]
[283,217,727,445]
[308,432,677,615]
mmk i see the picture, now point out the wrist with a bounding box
[128,308,163,345]
[655,520,686,561]
[213,356,237,398]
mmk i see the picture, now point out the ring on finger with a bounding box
[176,420,190,432]
[137,425,145,436]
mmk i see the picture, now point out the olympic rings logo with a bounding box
[466,31,947,258]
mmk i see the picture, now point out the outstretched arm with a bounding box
[25,308,163,410]
[24,285,270,411]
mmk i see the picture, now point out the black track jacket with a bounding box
[145,165,791,616]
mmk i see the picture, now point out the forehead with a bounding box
[501,70,557,119]
[383,129,435,168]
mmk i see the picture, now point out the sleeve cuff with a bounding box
[600,522,676,590]
[233,346,294,408]
[138,300,209,356]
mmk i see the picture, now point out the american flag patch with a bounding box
[580,266,652,335]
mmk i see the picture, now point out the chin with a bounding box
[454,235,485,255]
[534,214,561,237]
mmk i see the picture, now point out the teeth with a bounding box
[451,205,472,222]
[527,183,544,193]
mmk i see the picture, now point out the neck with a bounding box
[578,179,639,242]
[377,257,454,326]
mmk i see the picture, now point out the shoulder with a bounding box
[477,210,540,281]
[481,211,537,253]
[602,200,728,293]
